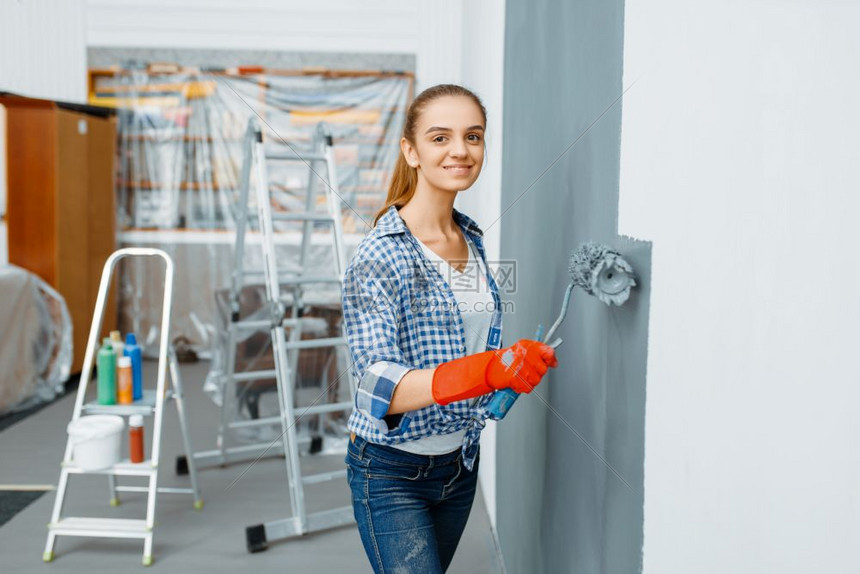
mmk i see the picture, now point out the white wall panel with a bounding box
[87,0,417,54]
[0,0,88,264]
[619,2,860,572]
[457,0,505,531]
[0,0,87,101]
[415,0,463,91]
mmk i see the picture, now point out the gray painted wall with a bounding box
[497,1,649,572]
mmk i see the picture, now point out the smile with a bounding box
[443,165,473,175]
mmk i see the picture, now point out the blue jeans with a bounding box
[345,434,480,574]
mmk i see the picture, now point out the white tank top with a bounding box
[392,237,496,455]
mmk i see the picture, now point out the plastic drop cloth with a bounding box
[89,68,411,357]
[0,265,73,416]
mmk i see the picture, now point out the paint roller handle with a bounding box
[487,388,520,419]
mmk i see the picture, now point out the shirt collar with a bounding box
[375,205,485,240]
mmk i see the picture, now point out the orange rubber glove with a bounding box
[431,339,559,406]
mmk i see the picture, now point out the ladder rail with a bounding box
[229,123,258,319]
[167,347,202,508]
[251,124,306,527]
[148,250,175,469]
[321,129,348,278]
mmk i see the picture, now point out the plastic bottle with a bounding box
[117,356,133,404]
[109,330,125,361]
[97,338,116,405]
[129,415,144,463]
[124,333,143,401]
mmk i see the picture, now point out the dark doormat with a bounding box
[0,490,47,527]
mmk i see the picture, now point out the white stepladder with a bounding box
[185,117,356,552]
[43,248,202,567]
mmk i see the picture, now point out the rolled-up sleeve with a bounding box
[342,248,412,434]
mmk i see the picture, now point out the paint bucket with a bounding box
[67,415,124,471]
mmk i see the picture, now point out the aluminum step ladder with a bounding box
[43,248,202,567]
[186,118,356,552]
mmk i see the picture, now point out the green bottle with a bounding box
[97,337,117,405]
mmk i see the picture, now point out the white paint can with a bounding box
[67,415,125,471]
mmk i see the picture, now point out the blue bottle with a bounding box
[124,333,143,401]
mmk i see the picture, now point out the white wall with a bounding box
[0,0,88,265]
[86,0,473,98]
[0,0,88,101]
[87,0,415,53]
[619,2,860,572]
[86,0,471,94]
[456,0,506,531]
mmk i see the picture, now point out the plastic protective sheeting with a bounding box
[89,69,410,356]
[0,265,73,416]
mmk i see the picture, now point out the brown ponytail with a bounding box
[373,84,487,226]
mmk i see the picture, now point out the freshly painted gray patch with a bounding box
[498,1,650,573]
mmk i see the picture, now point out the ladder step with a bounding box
[191,443,283,468]
[265,150,327,162]
[244,212,334,223]
[226,400,351,429]
[49,517,150,539]
[228,416,280,429]
[257,506,354,541]
[114,486,149,493]
[284,336,347,350]
[297,401,353,416]
[231,319,278,331]
[302,469,347,485]
[236,274,342,287]
[278,275,342,286]
[114,486,195,495]
[241,267,303,278]
[231,370,277,382]
[230,316,325,332]
[82,389,170,416]
[227,334,345,350]
[62,459,157,477]
[227,325,346,349]
[272,212,335,223]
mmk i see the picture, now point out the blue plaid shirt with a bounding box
[343,205,504,471]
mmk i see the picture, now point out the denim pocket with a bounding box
[346,440,369,468]
[366,458,422,481]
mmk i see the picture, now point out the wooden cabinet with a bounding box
[2,94,117,373]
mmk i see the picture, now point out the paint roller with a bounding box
[486,242,637,419]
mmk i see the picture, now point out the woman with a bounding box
[342,84,558,573]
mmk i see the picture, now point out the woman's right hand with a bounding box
[485,339,558,393]
[431,339,558,405]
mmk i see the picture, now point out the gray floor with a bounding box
[0,360,503,573]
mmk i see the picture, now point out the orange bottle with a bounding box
[129,415,144,463]
[117,357,133,404]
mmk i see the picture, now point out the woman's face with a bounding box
[402,95,486,194]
